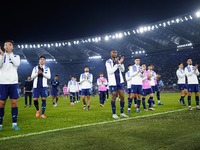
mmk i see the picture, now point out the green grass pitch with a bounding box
[0,93,200,150]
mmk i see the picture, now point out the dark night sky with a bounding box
[0,0,199,43]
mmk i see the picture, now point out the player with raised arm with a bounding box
[49,75,60,107]
[141,64,155,111]
[31,56,51,118]
[129,58,144,113]
[176,63,187,106]
[80,67,93,110]
[67,76,78,106]
[185,58,200,111]
[106,50,129,119]
[0,40,20,131]
[97,72,107,107]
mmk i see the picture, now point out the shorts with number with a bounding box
[81,89,91,96]
[33,87,48,98]
[142,88,153,96]
[131,85,143,94]
[187,84,199,92]
[178,84,187,90]
[109,83,123,92]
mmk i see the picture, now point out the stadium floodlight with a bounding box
[196,11,200,18]
[132,52,134,54]
[144,27,147,32]
[189,15,193,20]
[112,35,116,39]
[139,51,141,54]
[62,42,65,46]
[115,33,119,38]
[51,43,54,46]
[99,37,101,41]
[171,20,175,23]
[176,18,180,23]
[88,39,91,42]
[118,33,123,38]
[135,51,138,54]
[167,21,171,25]
[55,43,58,47]
[139,27,144,33]
[89,56,101,59]
[68,42,71,46]
[92,38,95,42]
[142,50,145,53]
[163,22,166,27]
[105,35,109,41]
[77,40,79,44]
[185,17,188,21]
[48,44,50,48]
[147,26,151,31]
[132,30,136,34]
[95,37,98,42]
[44,44,47,47]
[180,18,184,22]
[37,44,40,48]
[127,31,130,35]
[155,25,158,29]
[151,26,154,30]
[136,29,140,33]
[124,32,127,36]
[74,41,77,45]
[21,45,24,48]
[18,45,20,48]
[33,45,36,48]
[59,43,61,46]
[25,45,28,48]
[30,45,32,48]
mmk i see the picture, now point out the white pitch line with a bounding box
[0,107,191,141]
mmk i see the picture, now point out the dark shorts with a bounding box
[0,84,20,100]
[178,84,187,91]
[109,83,123,92]
[187,84,199,92]
[70,92,76,96]
[131,85,143,94]
[79,90,82,95]
[151,86,156,93]
[81,89,91,96]
[127,88,131,94]
[33,87,48,98]
[51,88,58,96]
[142,88,153,96]
[155,85,159,91]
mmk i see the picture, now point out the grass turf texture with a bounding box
[0,93,200,149]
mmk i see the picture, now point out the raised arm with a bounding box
[106,61,118,75]
[9,53,20,67]
[31,67,38,79]
[43,67,51,79]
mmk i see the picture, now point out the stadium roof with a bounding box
[14,10,200,63]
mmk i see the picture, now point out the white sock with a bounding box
[158,100,160,103]
[137,108,139,111]
[0,125,2,127]
[12,123,17,126]
[128,108,131,110]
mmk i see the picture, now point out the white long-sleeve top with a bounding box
[0,53,20,84]
[79,73,93,89]
[67,80,78,92]
[31,65,51,88]
[125,71,132,89]
[176,68,186,84]
[185,65,199,84]
[148,70,156,86]
[130,64,144,85]
[105,59,125,86]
